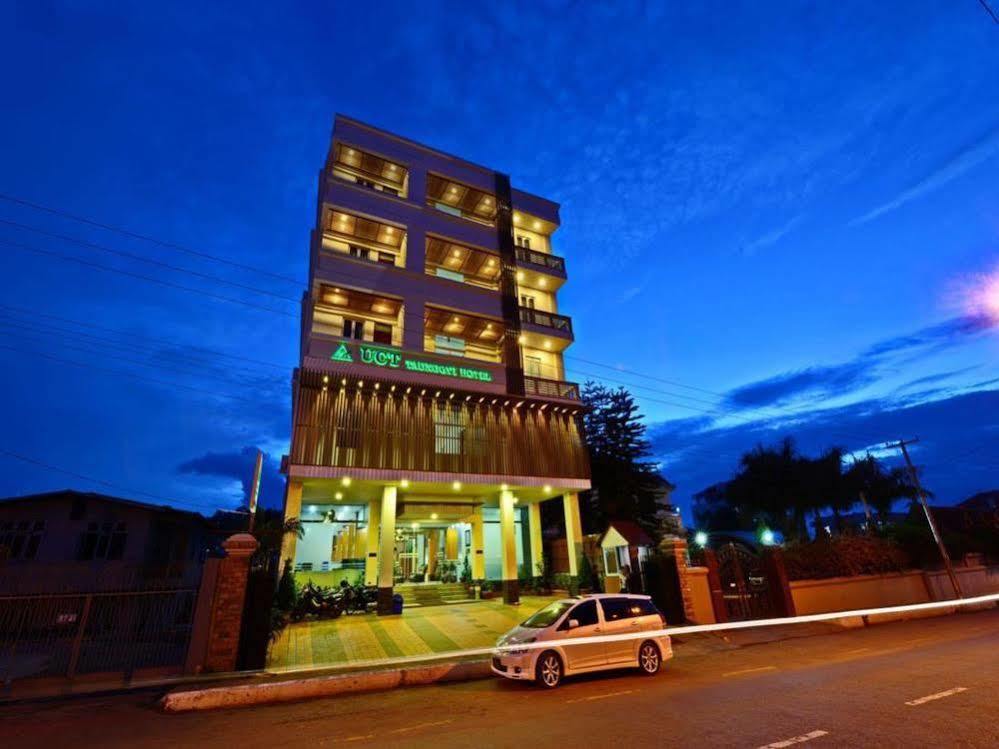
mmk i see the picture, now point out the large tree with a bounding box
[580,382,667,536]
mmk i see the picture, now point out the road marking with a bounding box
[566,689,634,704]
[905,687,968,706]
[757,729,828,748]
[843,647,871,655]
[387,720,454,734]
[334,735,375,743]
[722,665,777,677]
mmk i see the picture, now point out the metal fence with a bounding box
[1,587,198,687]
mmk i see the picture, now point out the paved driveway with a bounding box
[267,595,560,670]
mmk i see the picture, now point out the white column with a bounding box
[528,502,544,579]
[500,489,519,603]
[279,479,303,573]
[470,507,485,580]
[563,493,582,577]
[378,486,397,591]
[365,499,381,586]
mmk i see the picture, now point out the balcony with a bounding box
[515,246,566,277]
[425,236,502,291]
[329,143,408,199]
[322,209,406,268]
[519,307,573,338]
[523,375,580,401]
[426,173,497,227]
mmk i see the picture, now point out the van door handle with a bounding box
[594,627,601,633]
[630,621,640,626]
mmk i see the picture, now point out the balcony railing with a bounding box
[515,247,566,275]
[523,375,580,401]
[519,307,573,337]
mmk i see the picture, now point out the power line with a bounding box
[0,237,297,317]
[977,0,999,24]
[0,448,222,515]
[0,218,300,302]
[0,192,302,286]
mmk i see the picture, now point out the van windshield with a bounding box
[521,601,575,628]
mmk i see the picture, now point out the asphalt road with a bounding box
[3,608,998,748]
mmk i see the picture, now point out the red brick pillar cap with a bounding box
[223,533,259,558]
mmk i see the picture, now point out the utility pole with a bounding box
[888,438,962,599]
[247,450,263,534]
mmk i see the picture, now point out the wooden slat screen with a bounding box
[291,373,589,480]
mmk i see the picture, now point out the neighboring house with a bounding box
[0,490,213,593]
[599,520,655,593]
[958,490,999,513]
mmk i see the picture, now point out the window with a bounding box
[77,521,127,561]
[516,235,531,249]
[0,520,44,560]
[435,334,466,357]
[599,597,635,622]
[520,294,536,309]
[521,600,574,628]
[373,322,393,345]
[342,318,365,340]
[348,244,370,261]
[377,251,396,265]
[525,355,543,377]
[630,599,660,618]
[434,403,465,455]
[566,599,598,628]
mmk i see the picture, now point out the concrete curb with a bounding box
[160,660,491,713]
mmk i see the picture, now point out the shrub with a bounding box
[783,535,911,580]
[274,561,297,611]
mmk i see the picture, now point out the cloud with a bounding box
[618,285,645,303]
[850,127,999,226]
[740,214,804,257]
[725,313,996,410]
[651,388,999,523]
[726,361,876,409]
[177,446,285,509]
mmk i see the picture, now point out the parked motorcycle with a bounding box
[290,582,345,621]
[339,580,378,614]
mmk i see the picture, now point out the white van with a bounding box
[491,594,673,688]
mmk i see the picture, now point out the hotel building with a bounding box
[281,116,590,612]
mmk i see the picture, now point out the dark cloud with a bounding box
[724,314,996,410]
[725,361,875,408]
[177,446,285,509]
[653,388,999,523]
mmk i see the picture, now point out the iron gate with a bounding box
[716,542,773,621]
[1,588,197,687]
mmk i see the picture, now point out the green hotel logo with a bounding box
[331,342,493,383]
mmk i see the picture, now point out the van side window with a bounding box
[599,598,633,622]
[561,599,598,629]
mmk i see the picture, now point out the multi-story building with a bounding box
[281,116,590,612]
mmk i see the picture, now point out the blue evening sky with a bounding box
[1,1,997,520]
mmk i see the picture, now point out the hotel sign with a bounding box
[331,342,494,383]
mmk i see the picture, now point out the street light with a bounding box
[694,531,708,547]
[760,528,776,546]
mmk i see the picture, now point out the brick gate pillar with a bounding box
[761,546,796,617]
[658,535,696,623]
[203,533,259,673]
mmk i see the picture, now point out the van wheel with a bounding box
[536,651,563,688]
[638,641,661,675]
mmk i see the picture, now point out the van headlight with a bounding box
[501,637,536,656]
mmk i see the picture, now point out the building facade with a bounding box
[281,116,590,612]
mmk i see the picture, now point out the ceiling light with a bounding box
[341,378,347,385]
[487,258,495,266]
[434,390,440,397]
[543,340,552,349]
[357,380,364,388]
[412,522,419,529]
[346,148,354,155]
[449,392,455,400]
[341,477,352,487]
[539,278,547,287]
[388,164,396,171]
[513,214,521,224]
[452,481,462,491]
[500,483,509,491]
[543,484,552,494]
[515,401,524,408]
[486,323,492,330]
[335,492,343,500]
[390,384,396,392]
[386,227,394,234]
[400,479,409,488]
[453,316,459,322]
[465,395,471,401]
[533,220,541,230]
[513,498,519,504]
[431,513,438,520]
[518,335,526,344]
[374,382,380,390]
[322,374,329,384]
[516,271,525,281]
[452,249,460,257]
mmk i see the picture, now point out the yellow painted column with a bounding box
[563,492,583,576]
[279,479,303,572]
[500,489,519,604]
[365,499,381,586]
[377,485,397,614]
[470,507,485,580]
[528,502,544,579]
[427,529,440,578]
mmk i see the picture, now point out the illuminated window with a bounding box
[434,403,465,455]
[373,323,393,345]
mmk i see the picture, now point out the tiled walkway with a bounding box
[267,595,560,671]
